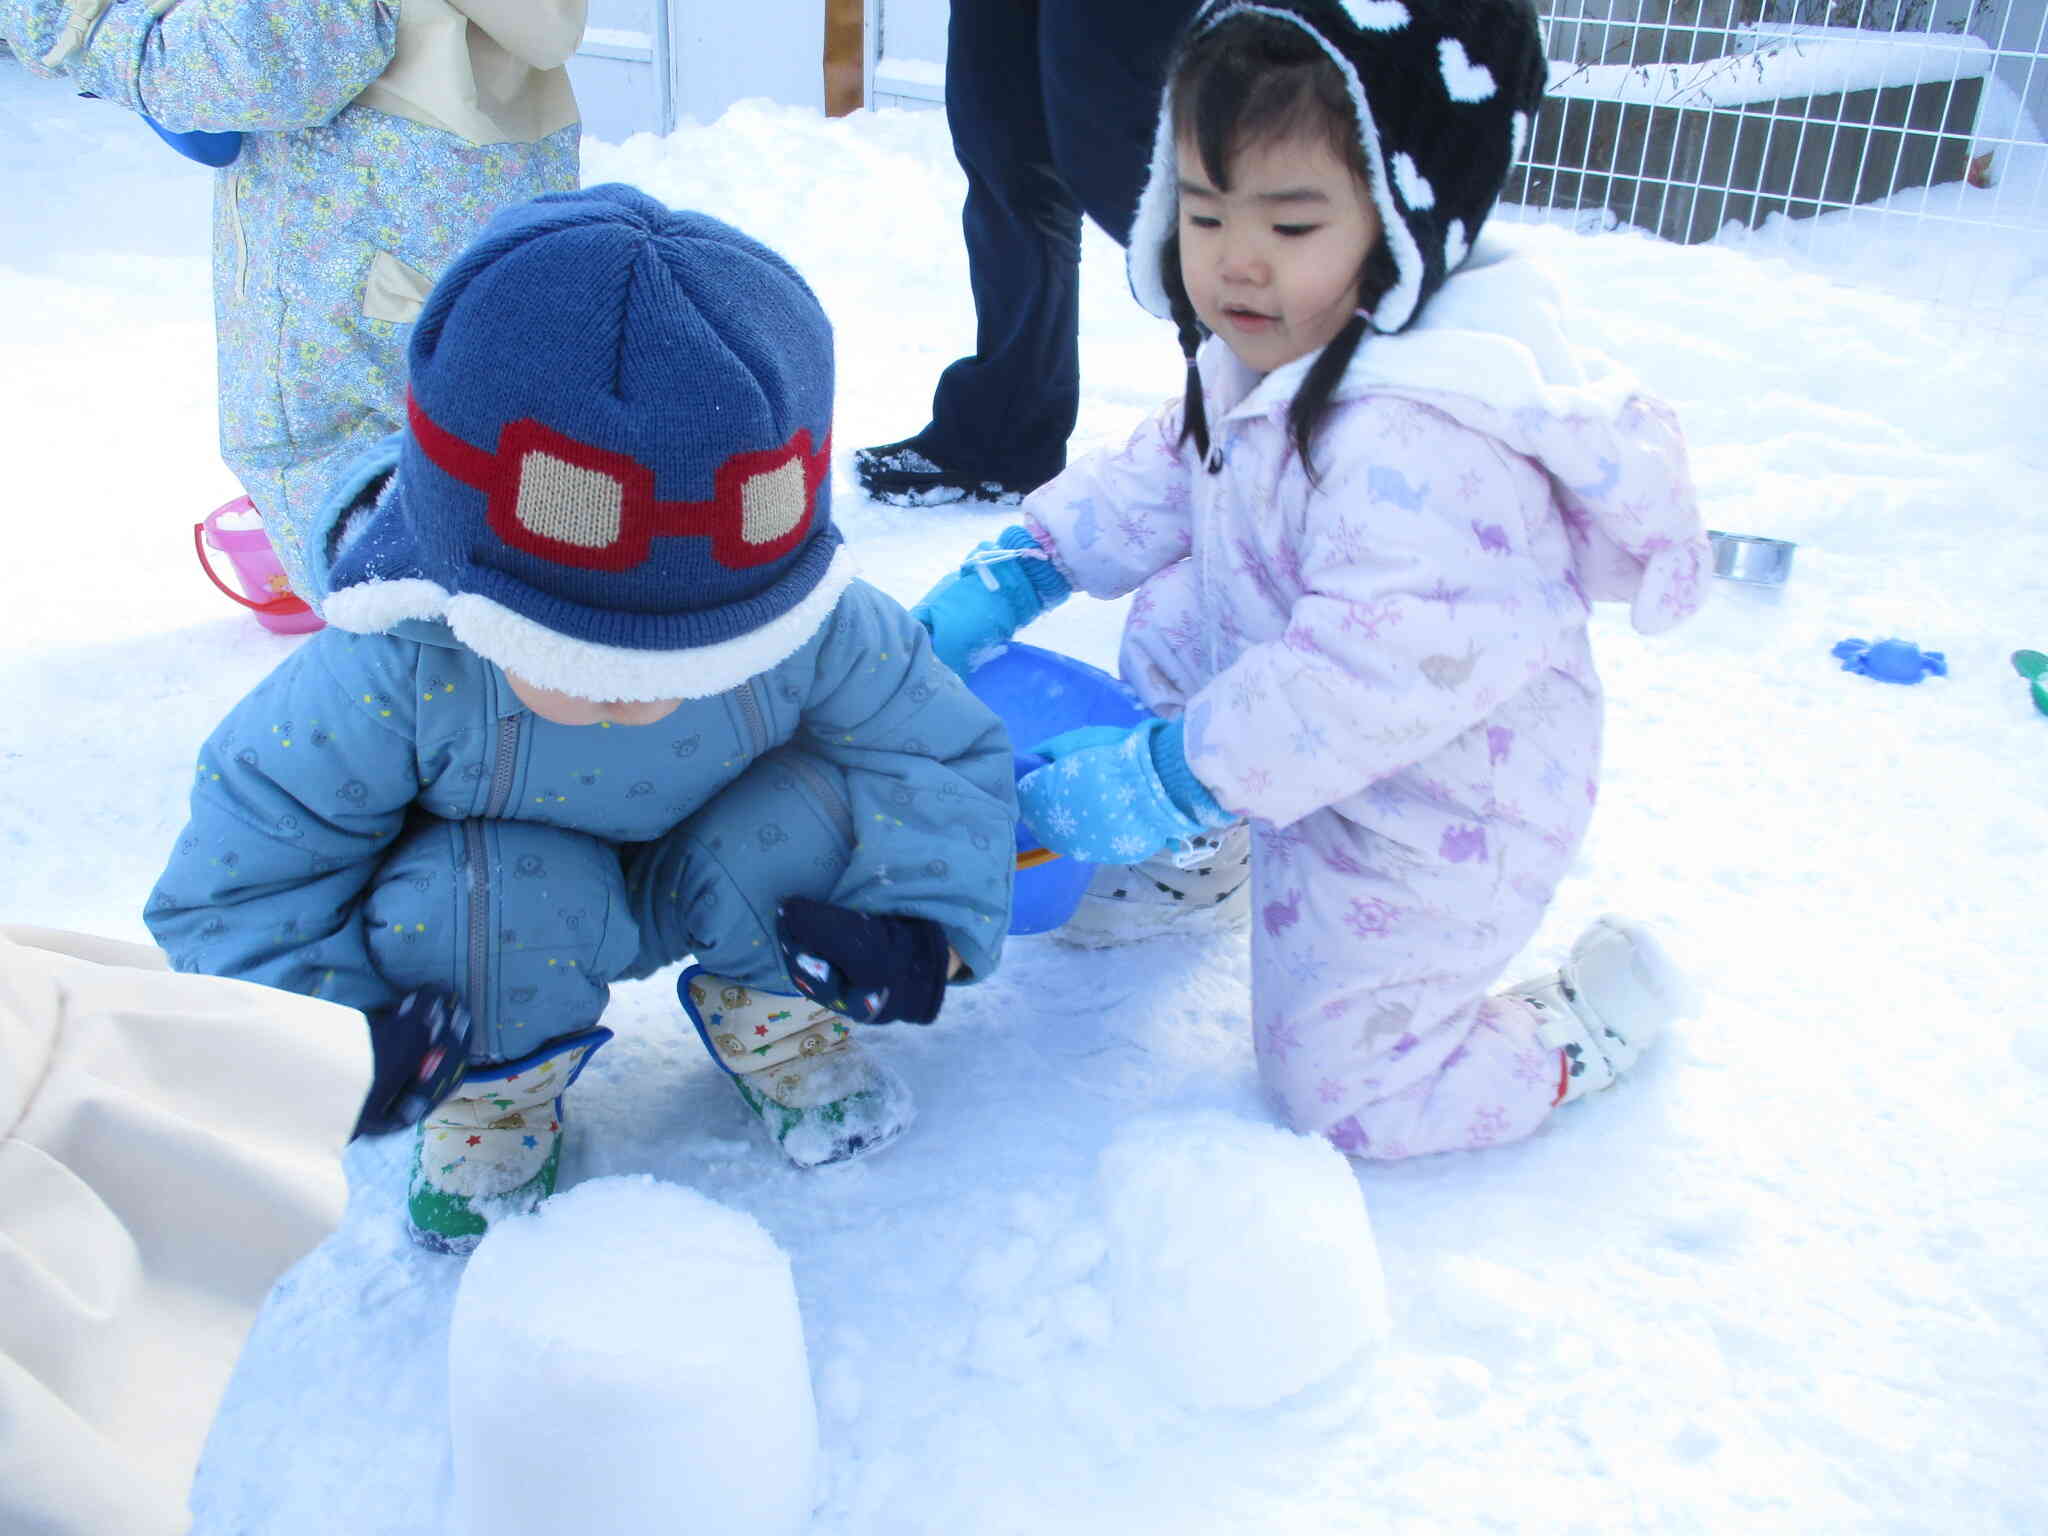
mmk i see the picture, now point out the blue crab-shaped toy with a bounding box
[1832,637,1947,684]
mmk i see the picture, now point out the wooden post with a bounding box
[825,0,864,116]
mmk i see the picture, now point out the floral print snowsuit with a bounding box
[0,0,583,604]
[1022,238,1707,1157]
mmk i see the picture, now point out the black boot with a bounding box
[853,437,1045,507]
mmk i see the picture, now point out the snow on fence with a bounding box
[1514,0,2048,336]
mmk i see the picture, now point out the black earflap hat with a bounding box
[1128,0,1549,335]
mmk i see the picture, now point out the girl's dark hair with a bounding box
[1161,15,1399,479]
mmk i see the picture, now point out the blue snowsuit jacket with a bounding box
[145,591,1018,1034]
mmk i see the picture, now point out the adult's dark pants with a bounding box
[921,0,1198,489]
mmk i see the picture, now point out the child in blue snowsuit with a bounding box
[1,0,585,606]
[145,184,1019,1253]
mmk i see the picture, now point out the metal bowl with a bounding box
[1707,530,1796,585]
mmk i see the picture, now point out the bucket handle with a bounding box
[193,521,307,615]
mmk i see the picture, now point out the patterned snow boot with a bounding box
[407,1027,611,1255]
[679,966,912,1169]
[1502,916,1698,1106]
[1053,821,1253,949]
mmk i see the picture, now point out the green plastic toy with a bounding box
[2014,651,2048,717]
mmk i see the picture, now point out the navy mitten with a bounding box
[353,988,473,1138]
[774,898,951,1024]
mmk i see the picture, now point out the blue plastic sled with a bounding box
[964,643,1146,935]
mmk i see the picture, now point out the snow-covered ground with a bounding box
[3,56,2045,1535]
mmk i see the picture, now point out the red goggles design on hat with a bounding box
[408,392,829,573]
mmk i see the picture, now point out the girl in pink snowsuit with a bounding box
[914,0,1708,1160]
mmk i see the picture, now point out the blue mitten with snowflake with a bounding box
[911,525,1070,675]
[1017,716,1231,865]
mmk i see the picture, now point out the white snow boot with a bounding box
[1053,821,1252,949]
[679,966,913,1168]
[1501,916,1697,1105]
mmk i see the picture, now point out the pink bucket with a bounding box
[195,497,324,635]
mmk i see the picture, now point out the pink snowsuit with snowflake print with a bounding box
[1021,235,1706,1158]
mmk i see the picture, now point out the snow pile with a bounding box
[1550,32,1992,109]
[448,1176,816,1536]
[1098,1111,1390,1411]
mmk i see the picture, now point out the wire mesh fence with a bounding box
[1508,0,2048,338]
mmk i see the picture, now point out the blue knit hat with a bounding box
[324,183,850,701]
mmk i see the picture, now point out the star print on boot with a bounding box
[406,1026,611,1255]
[678,966,913,1168]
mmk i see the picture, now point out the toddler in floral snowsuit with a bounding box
[2,0,585,605]
[914,0,1707,1159]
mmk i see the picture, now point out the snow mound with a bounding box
[448,1175,816,1536]
[1097,1110,1391,1411]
